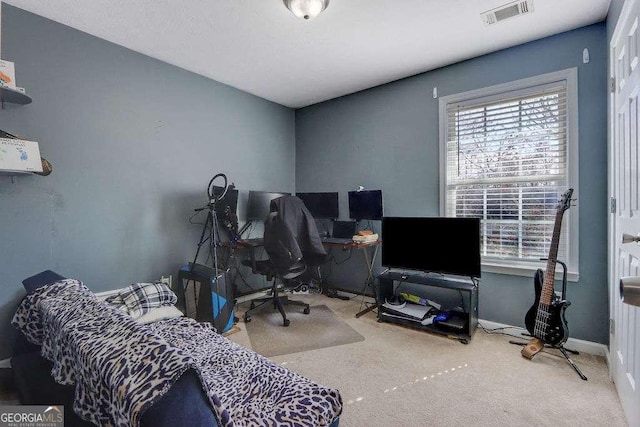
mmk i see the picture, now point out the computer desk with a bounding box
[222,238,381,315]
[229,238,263,249]
[321,239,381,318]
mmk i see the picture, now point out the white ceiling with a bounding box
[3,0,611,108]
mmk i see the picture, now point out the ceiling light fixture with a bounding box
[283,0,330,20]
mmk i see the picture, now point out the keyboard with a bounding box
[322,237,354,245]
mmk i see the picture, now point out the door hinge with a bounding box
[611,197,617,213]
[610,318,615,335]
[610,77,616,93]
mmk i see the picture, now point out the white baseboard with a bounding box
[478,319,608,357]
[0,358,11,369]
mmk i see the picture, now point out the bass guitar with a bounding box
[523,188,574,356]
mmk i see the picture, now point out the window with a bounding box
[439,69,578,280]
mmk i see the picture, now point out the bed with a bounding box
[10,271,342,427]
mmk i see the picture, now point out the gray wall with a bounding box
[608,0,625,43]
[296,24,609,344]
[0,5,295,358]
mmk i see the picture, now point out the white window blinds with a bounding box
[443,81,570,263]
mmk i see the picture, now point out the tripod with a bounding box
[512,260,587,381]
[190,174,228,276]
[184,174,232,323]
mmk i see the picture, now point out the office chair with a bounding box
[243,196,327,327]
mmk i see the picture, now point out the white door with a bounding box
[610,1,640,425]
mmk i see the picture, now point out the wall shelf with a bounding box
[0,86,32,106]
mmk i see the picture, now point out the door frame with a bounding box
[608,1,640,425]
[607,1,620,377]
[607,0,634,377]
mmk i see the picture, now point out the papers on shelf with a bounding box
[0,60,16,89]
[0,137,43,173]
[399,292,441,310]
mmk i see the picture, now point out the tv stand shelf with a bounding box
[376,271,478,344]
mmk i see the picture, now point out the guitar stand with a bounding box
[509,339,587,381]
[557,346,587,381]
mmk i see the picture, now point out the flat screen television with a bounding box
[246,190,290,220]
[348,189,383,221]
[382,217,481,278]
[296,192,339,219]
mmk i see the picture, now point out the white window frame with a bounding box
[438,68,579,281]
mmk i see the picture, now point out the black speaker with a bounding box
[178,263,235,333]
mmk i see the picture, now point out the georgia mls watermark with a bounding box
[0,405,64,427]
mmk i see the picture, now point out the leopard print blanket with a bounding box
[12,280,342,426]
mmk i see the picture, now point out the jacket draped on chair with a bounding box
[263,196,327,278]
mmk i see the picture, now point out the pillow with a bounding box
[120,282,178,319]
[104,293,125,306]
[22,270,67,294]
[136,305,184,324]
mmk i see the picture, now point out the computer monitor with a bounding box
[296,192,339,219]
[246,190,290,221]
[332,220,357,238]
[211,185,239,223]
[348,189,383,221]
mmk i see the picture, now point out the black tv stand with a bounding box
[376,270,479,344]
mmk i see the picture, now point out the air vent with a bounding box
[481,0,534,26]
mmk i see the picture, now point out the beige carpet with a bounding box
[231,293,628,427]
[244,303,365,357]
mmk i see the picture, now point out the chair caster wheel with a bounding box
[250,302,256,309]
[244,316,251,323]
[283,319,290,327]
[303,307,310,315]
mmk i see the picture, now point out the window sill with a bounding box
[482,261,579,283]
